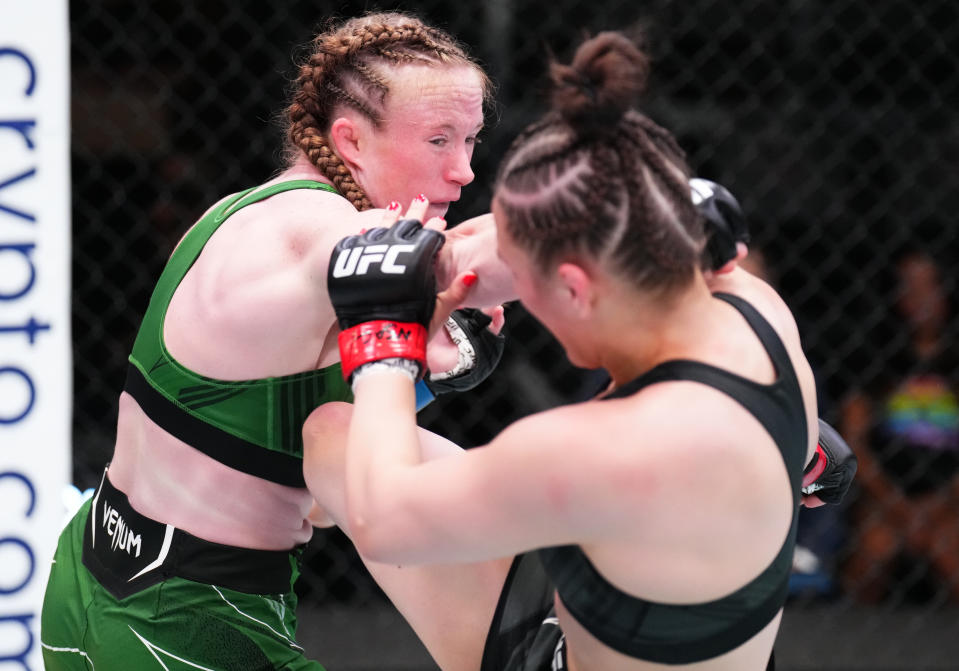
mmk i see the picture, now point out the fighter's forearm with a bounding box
[439,214,516,308]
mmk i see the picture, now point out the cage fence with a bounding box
[70,1,959,668]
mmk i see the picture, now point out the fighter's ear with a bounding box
[557,262,595,318]
[329,116,363,169]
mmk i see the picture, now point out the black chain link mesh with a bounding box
[70,1,959,667]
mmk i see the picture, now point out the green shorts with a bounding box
[40,472,325,671]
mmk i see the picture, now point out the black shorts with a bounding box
[481,553,567,671]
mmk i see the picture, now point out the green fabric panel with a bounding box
[127,180,353,459]
[41,500,327,671]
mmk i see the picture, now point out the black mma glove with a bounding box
[426,308,506,394]
[328,219,445,383]
[690,177,750,271]
[801,418,858,505]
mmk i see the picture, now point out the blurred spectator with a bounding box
[839,249,959,604]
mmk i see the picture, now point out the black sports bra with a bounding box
[538,293,807,664]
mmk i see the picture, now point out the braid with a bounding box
[494,32,704,294]
[285,12,491,211]
[621,114,702,256]
[288,104,372,210]
[496,116,619,257]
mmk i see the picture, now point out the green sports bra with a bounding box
[124,180,353,487]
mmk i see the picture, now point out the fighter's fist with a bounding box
[802,418,858,506]
[690,178,749,271]
[329,219,445,382]
[426,308,506,394]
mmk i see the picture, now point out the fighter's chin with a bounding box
[427,203,450,219]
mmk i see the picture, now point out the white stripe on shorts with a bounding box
[40,642,96,670]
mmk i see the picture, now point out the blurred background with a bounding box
[68,1,958,669]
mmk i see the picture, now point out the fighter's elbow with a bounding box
[349,515,395,564]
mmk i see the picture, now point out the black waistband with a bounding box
[124,363,306,488]
[82,468,298,600]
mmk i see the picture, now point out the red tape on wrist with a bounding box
[802,443,828,489]
[338,320,428,382]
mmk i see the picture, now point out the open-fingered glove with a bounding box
[426,308,506,394]
[690,177,750,271]
[328,219,445,384]
[802,418,858,505]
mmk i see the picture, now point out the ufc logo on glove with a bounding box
[328,220,445,384]
[331,244,416,277]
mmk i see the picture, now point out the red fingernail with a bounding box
[388,201,401,211]
[414,194,427,202]
[462,272,478,287]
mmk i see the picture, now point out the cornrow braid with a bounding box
[285,12,492,211]
[493,32,704,295]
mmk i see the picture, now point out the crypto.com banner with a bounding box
[1,2,72,668]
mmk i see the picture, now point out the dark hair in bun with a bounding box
[549,32,650,136]
[494,30,704,296]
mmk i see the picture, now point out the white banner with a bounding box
[0,2,72,669]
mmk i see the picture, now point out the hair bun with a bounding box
[549,32,650,134]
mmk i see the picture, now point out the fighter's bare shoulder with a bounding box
[711,267,802,348]
[495,384,757,472]
[234,186,387,264]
